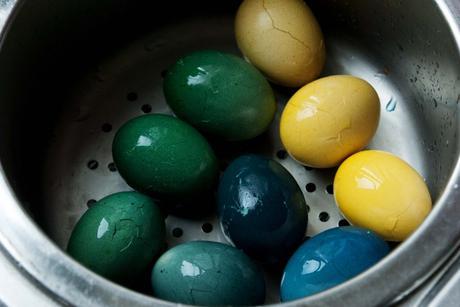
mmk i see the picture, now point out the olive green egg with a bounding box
[151,241,266,305]
[67,191,165,284]
[163,50,276,141]
[112,114,219,201]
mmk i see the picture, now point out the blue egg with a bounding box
[280,226,390,301]
[218,154,308,263]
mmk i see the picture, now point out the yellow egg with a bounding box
[235,0,325,87]
[334,150,432,241]
[280,75,380,168]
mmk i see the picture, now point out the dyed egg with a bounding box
[334,150,432,241]
[281,227,389,301]
[151,241,265,305]
[280,75,380,168]
[112,114,219,201]
[235,0,325,87]
[218,155,308,263]
[163,50,276,141]
[67,192,165,283]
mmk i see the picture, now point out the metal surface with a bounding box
[0,0,458,306]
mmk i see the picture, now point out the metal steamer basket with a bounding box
[0,0,458,306]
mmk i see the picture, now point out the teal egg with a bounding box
[163,50,276,141]
[112,114,219,202]
[151,241,265,305]
[67,192,166,284]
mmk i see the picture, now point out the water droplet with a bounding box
[374,72,386,78]
[385,97,397,112]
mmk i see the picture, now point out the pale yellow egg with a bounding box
[280,75,380,168]
[235,0,325,87]
[334,150,432,241]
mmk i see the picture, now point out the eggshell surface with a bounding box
[163,50,276,141]
[280,75,380,168]
[235,0,325,87]
[151,241,265,305]
[112,114,219,201]
[280,227,389,301]
[67,192,165,284]
[218,155,308,263]
[334,150,432,241]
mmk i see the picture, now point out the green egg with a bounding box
[67,192,165,283]
[112,114,219,201]
[163,50,276,141]
[152,241,266,305]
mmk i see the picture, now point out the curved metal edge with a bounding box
[0,0,457,306]
[0,0,169,306]
[0,168,176,306]
[418,246,460,306]
[0,0,17,32]
[284,159,460,307]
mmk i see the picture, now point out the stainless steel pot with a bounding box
[0,0,458,306]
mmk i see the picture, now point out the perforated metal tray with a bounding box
[39,16,427,303]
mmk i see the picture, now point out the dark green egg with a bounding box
[112,114,219,201]
[218,155,308,263]
[67,192,165,283]
[163,50,276,141]
[151,241,266,306]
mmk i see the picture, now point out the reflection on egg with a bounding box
[235,0,325,87]
[218,155,308,263]
[280,227,389,301]
[280,75,380,168]
[163,50,276,141]
[67,192,165,284]
[112,114,219,202]
[334,150,432,241]
[151,241,265,305]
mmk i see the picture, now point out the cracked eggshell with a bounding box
[163,50,276,141]
[334,150,432,241]
[235,0,325,87]
[151,241,265,305]
[280,227,389,301]
[280,75,380,168]
[67,191,166,284]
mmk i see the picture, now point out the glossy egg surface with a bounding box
[218,154,308,263]
[280,226,389,301]
[163,50,276,141]
[280,75,380,168]
[151,241,265,305]
[67,191,165,283]
[334,150,432,241]
[112,114,218,201]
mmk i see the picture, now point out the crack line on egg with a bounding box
[324,121,353,146]
[386,200,416,236]
[261,0,313,60]
[111,224,118,239]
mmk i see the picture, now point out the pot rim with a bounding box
[0,0,458,306]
